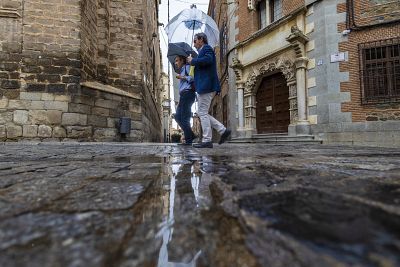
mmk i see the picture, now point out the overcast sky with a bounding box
[158,0,210,73]
[158,0,209,120]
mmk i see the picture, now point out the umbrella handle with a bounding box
[191,20,195,48]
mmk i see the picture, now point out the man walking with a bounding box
[187,33,231,148]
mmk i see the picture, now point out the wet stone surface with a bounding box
[0,142,399,267]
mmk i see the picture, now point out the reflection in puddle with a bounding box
[157,156,204,267]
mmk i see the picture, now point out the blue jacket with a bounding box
[190,44,220,94]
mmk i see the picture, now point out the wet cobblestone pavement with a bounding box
[0,142,399,267]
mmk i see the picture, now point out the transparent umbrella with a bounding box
[165,5,220,48]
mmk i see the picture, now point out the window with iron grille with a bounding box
[359,37,400,104]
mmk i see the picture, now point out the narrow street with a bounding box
[0,143,399,267]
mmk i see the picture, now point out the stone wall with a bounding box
[23,0,81,94]
[0,83,144,141]
[0,0,163,142]
[108,0,143,95]
[97,0,110,83]
[81,0,98,81]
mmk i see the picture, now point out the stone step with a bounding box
[229,139,322,145]
[251,133,288,137]
[252,134,316,141]
[229,134,322,144]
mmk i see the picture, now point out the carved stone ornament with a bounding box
[244,57,296,93]
[286,25,309,58]
[286,25,309,44]
[229,57,244,81]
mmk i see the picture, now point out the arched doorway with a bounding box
[256,73,290,133]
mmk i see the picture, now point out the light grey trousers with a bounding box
[196,92,226,142]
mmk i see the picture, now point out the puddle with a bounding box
[149,155,256,267]
[89,154,256,267]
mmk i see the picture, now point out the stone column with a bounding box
[237,83,245,131]
[294,57,310,135]
[244,92,257,137]
[288,80,298,123]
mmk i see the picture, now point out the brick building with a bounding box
[211,0,399,146]
[0,0,163,141]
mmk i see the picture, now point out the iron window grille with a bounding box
[359,37,400,104]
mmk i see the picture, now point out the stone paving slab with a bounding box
[0,142,399,267]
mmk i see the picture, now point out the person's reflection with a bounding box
[157,160,202,267]
[191,156,213,208]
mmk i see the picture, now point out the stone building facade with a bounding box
[211,0,400,146]
[0,0,163,142]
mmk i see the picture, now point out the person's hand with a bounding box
[187,54,193,64]
[176,74,182,80]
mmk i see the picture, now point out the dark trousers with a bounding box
[175,90,196,143]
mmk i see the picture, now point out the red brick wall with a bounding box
[338,1,400,122]
[352,0,400,27]
[282,0,304,17]
[235,1,259,42]
[235,0,305,43]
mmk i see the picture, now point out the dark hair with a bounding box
[175,55,187,64]
[194,33,208,44]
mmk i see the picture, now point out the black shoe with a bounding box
[218,129,231,144]
[192,142,213,148]
[186,133,197,144]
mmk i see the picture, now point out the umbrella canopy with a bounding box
[167,42,198,73]
[165,6,219,48]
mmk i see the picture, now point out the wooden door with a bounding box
[256,73,290,133]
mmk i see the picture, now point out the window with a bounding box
[270,0,282,23]
[258,0,282,29]
[359,37,400,104]
[258,0,267,29]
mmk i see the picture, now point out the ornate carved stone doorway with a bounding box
[242,57,298,135]
[230,25,311,138]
